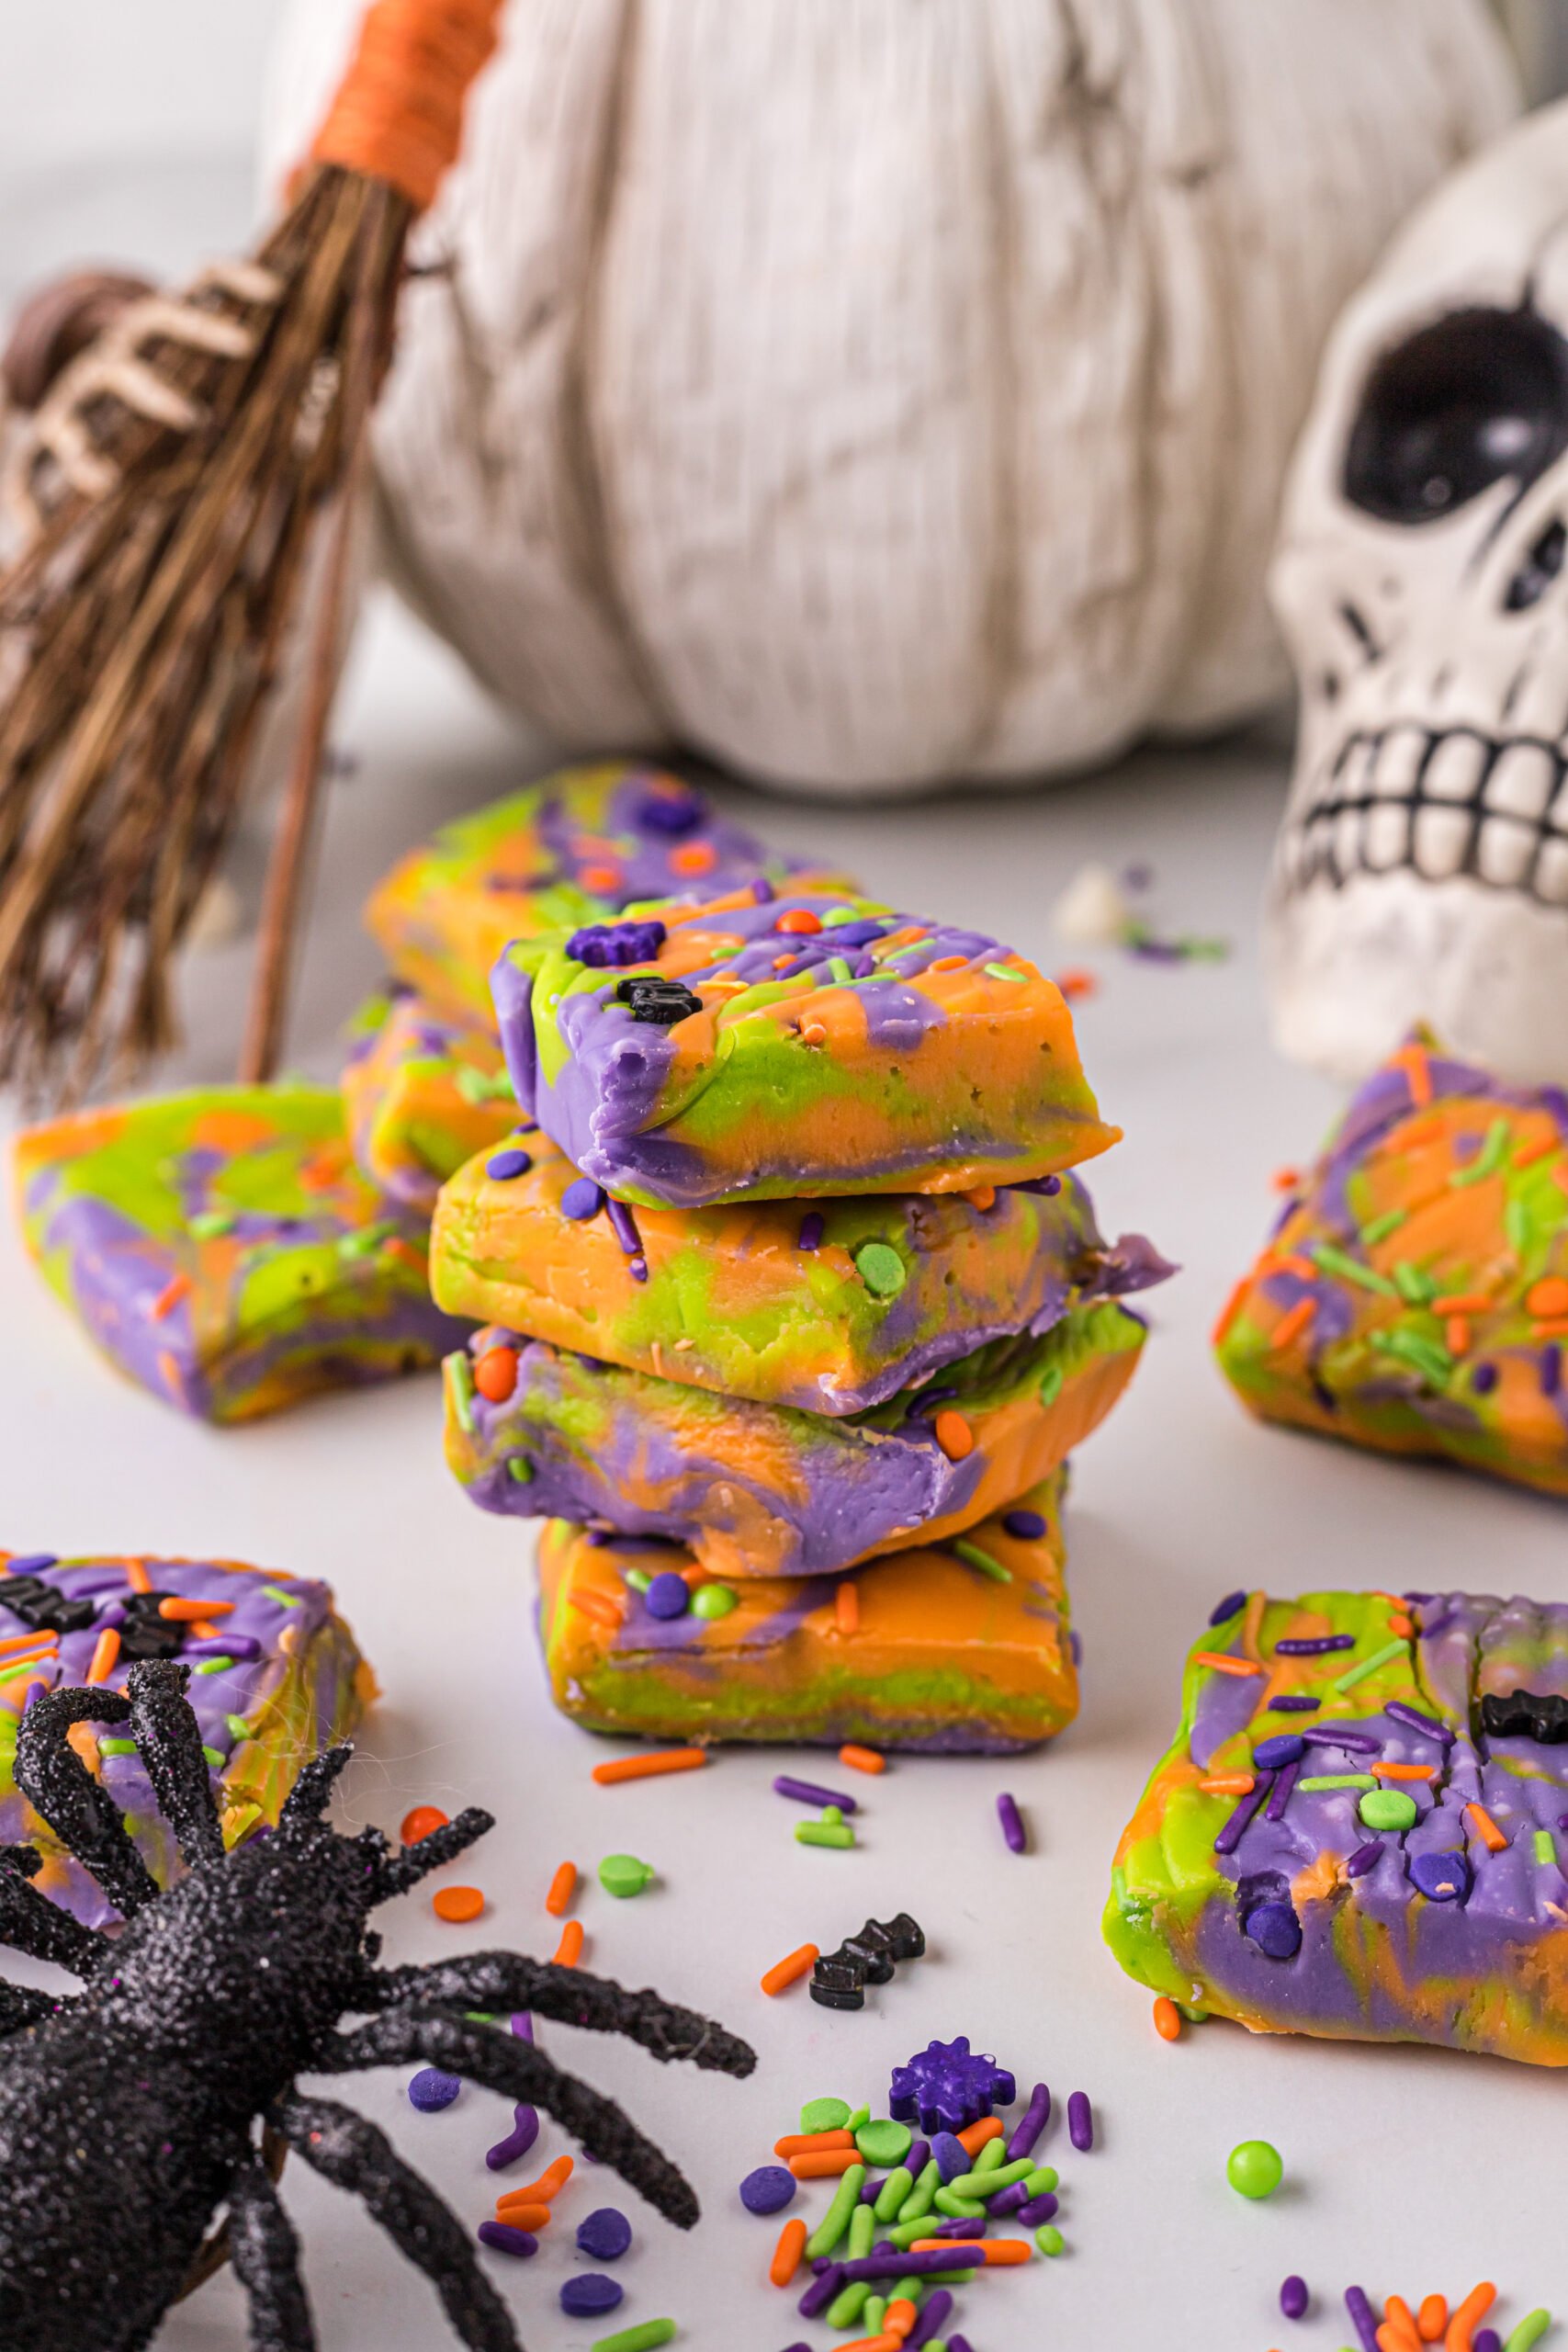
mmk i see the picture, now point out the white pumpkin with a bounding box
[262,0,1516,797]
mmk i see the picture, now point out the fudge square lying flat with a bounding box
[366,758,853,1023]
[0,1549,369,1927]
[1215,1034,1568,1498]
[492,888,1119,1209]
[446,1304,1145,1581]
[15,1087,466,1422]
[535,1475,1077,1752]
[433,1125,1163,1416]
[1105,1585,1568,2066]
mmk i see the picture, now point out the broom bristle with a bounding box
[0,164,411,1105]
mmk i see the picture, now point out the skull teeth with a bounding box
[1279,725,1568,906]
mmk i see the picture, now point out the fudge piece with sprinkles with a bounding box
[491,888,1120,1209]
[366,759,854,1023]
[1105,1585,1568,2066]
[14,1087,468,1422]
[1215,1034,1568,1496]
[0,1549,370,1926]
[534,1475,1077,1752]
[432,1125,1167,1416]
[445,1303,1145,1581]
[341,988,518,1213]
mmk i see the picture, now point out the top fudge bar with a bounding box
[366,759,853,1023]
[492,888,1119,1209]
[1215,1034,1568,1497]
[1105,1584,1568,2067]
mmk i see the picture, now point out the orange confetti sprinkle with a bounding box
[552,1918,584,1967]
[968,1184,997,1211]
[670,839,718,876]
[839,1743,886,1775]
[760,1943,819,1997]
[1269,1166,1302,1193]
[933,1408,974,1461]
[592,1747,708,1786]
[1269,1296,1316,1352]
[149,1272,191,1322]
[1466,1804,1508,1854]
[1388,1613,1415,1639]
[545,1860,577,1917]
[400,1804,449,1845]
[1055,967,1096,1000]
[474,1346,519,1403]
[776,909,822,935]
[798,1020,827,1046]
[770,2216,807,2287]
[159,1597,234,1622]
[577,863,623,894]
[432,1885,484,1924]
[834,1581,860,1636]
[1192,1651,1264,1678]
[789,2149,863,2179]
[956,2115,1004,2156]
[86,1628,120,1685]
[1152,1995,1182,2041]
[1527,1275,1568,1317]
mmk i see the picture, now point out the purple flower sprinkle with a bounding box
[566,917,669,965]
[1346,1842,1382,1879]
[485,2103,539,2171]
[560,1177,605,1222]
[773,1773,857,1813]
[477,2222,537,2258]
[1066,2089,1093,2151]
[796,1211,825,1251]
[1280,2274,1309,2321]
[408,2068,461,2112]
[486,1147,532,1182]
[1002,1508,1046,1540]
[997,1791,1027,1853]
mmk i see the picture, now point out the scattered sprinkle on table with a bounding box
[741,2165,797,2215]
[774,1773,857,1812]
[591,2322,677,2352]
[599,1853,656,1898]
[592,1747,708,1785]
[1226,2140,1282,2199]
[400,1804,449,1844]
[561,2274,624,2318]
[839,1745,886,1775]
[545,1859,577,1916]
[576,2207,633,2261]
[432,1885,484,1924]
[761,1942,819,1996]
[476,2221,536,2258]
[407,2067,460,2111]
[485,2104,538,2171]
[996,1792,1027,1853]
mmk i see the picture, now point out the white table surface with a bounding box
[2,581,1564,2352]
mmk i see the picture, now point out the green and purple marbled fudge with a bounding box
[446,1303,1147,1581]
[491,888,1119,1209]
[15,1088,467,1422]
[1106,1585,1568,2066]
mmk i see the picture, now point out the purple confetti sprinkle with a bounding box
[1001,1508,1045,1540]
[739,2166,795,2216]
[559,2274,623,2319]
[645,1571,691,1622]
[796,1212,825,1251]
[1067,2090,1093,2151]
[477,2222,537,2259]
[773,1773,857,1813]
[407,2068,460,2111]
[485,2103,539,2171]
[997,1792,1027,1853]
[486,1147,532,1182]
[1346,1842,1383,1879]
[560,1177,605,1222]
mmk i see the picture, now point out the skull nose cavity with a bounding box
[1504,516,1566,613]
[1344,306,1568,526]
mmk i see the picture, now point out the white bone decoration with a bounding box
[1269,98,1568,1089]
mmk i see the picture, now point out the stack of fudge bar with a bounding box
[429,877,1169,1753]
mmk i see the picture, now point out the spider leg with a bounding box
[14,1684,158,1916]
[277,1745,354,1828]
[126,1659,224,1870]
[370,1809,493,1898]
[358,1952,756,2076]
[228,2143,318,2352]
[0,1846,105,1976]
[0,1981,71,2035]
[316,2010,705,2228]
[275,2090,519,2352]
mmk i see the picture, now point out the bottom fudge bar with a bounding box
[15,1086,468,1421]
[0,1549,372,1927]
[534,1474,1077,1752]
[1105,1585,1568,2066]
[446,1305,1144,1580]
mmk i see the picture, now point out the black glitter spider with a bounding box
[0,1660,754,2351]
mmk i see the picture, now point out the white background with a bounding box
[0,11,1566,2352]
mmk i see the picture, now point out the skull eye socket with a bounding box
[1343,306,1568,526]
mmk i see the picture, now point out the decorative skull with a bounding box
[1266,101,1568,1088]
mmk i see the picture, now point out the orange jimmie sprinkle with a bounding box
[552,1919,584,1967]
[592,1747,708,1786]
[545,1860,577,1917]
[839,1744,886,1775]
[760,1943,819,1997]
[770,2216,807,2287]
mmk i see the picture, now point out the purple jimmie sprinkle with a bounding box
[1265,1760,1300,1821]
[604,1197,642,1258]
[796,1212,825,1251]
[1019,2189,1059,2227]
[1472,1361,1499,1395]
[1345,2285,1381,2352]
[1214,1773,1273,1855]
[1270,1695,1321,1713]
[1543,1343,1563,1397]
[1002,1508,1046,1540]
[1420,1608,1456,1640]
[908,2288,954,2347]
[485,2103,539,2171]
[948,2338,976,2352]
[1385,1700,1453,1744]
[1274,1634,1355,1656]
[1067,2090,1093,2151]
[1209,1589,1248,1626]
[797,2265,844,2319]
[1474,2332,1503,2352]
[1006,2082,1049,2160]
[477,2222,537,2258]
[988,2180,1029,2217]
[773,1774,857,1813]
[186,1633,261,1659]
[932,2216,987,2239]
[906,1385,958,1420]
[997,1792,1027,1853]
[1346,1842,1383,1879]
[836,2247,985,2283]
[1302,1726,1381,1754]
[906,2139,931,2180]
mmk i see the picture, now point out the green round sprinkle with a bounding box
[598,1853,656,1898]
[800,2096,852,2134]
[855,2119,912,2168]
[854,1242,907,1298]
[822,1805,844,1825]
[1359,1787,1417,1833]
[1225,2140,1283,2200]
[1035,2223,1065,2256]
[690,1582,738,1620]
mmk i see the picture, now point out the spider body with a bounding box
[0,1661,751,2352]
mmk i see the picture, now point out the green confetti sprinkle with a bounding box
[1359,1787,1416,1833]
[1036,2222,1066,2256]
[800,2096,852,2133]
[855,2120,911,2167]
[854,1242,907,1298]
[598,1853,656,1898]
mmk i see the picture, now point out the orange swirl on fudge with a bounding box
[432,1125,1166,1416]
[1215,1034,1568,1495]
[366,759,854,1023]
[535,1475,1077,1752]
[445,1306,1145,1581]
[492,889,1119,1209]
[15,1088,467,1422]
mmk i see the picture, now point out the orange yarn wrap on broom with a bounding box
[310,0,505,211]
[0,0,506,1100]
